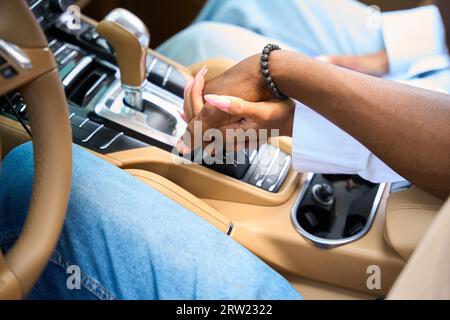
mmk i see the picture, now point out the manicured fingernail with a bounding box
[184,79,194,99]
[178,109,187,122]
[176,139,183,152]
[204,94,232,111]
[176,139,189,155]
[196,65,207,80]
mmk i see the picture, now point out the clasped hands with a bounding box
[176,54,295,156]
[176,49,389,155]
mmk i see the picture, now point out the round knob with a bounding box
[318,183,334,199]
[50,0,71,13]
[312,183,335,206]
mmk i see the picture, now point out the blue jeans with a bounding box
[0,143,302,300]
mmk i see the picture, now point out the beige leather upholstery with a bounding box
[385,187,444,260]
[287,276,373,300]
[0,0,47,48]
[0,116,30,158]
[97,19,148,87]
[107,145,300,206]
[388,197,450,299]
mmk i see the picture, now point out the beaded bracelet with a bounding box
[261,44,288,100]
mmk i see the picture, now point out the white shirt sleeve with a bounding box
[382,5,448,76]
[291,101,405,183]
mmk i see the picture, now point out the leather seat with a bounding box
[388,196,450,299]
[384,187,444,260]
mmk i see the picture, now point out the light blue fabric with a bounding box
[0,142,302,300]
[157,0,450,93]
[158,0,385,64]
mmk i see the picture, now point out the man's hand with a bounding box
[203,54,273,104]
[317,50,389,77]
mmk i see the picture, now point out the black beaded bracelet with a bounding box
[261,44,288,100]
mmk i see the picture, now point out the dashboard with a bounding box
[3,0,187,153]
[0,0,292,194]
[27,0,72,30]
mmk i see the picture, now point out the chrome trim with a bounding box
[100,132,124,150]
[162,66,173,87]
[249,150,258,163]
[19,104,27,113]
[94,80,186,147]
[290,173,387,249]
[311,184,334,206]
[0,39,32,69]
[85,73,107,98]
[103,9,150,48]
[255,148,280,187]
[30,0,43,10]
[268,155,291,192]
[82,124,104,143]
[78,118,89,128]
[48,39,58,47]
[68,113,76,120]
[123,85,144,111]
[98,59,120,76]
[62,56,93,87]
[59,50,79,65]
[147,57,158,74]
[53,44,67,57]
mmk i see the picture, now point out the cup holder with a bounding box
[344,215,367,238]
[291,173,386,248]
[297,205,333,238]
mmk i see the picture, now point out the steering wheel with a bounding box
[0,0,72,299]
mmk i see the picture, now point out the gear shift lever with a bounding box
[97,9,150,111]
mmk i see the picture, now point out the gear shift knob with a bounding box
[97,9,150,111]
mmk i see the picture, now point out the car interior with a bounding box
[0,0,449,300]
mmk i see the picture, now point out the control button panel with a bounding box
[69,113,147,153]
[0,89,148,156]
[146,55,186,98]
[0,92,28,120]
[202,144,291,193]
[27,0,75,31]
[49,40,80,67]
[242,144,292,193]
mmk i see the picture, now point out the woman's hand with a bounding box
[182,65,208,122]
[204,94,295,138]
